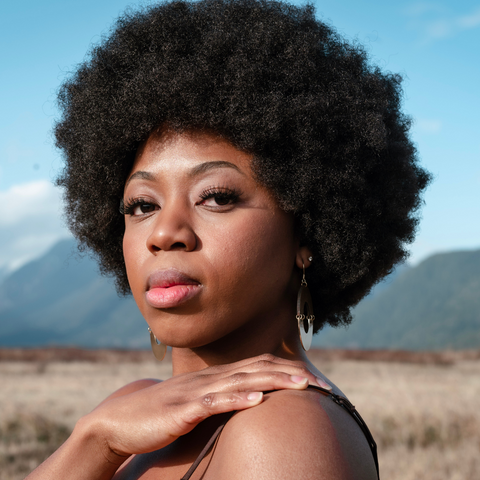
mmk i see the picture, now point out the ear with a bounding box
[295,246,313,269]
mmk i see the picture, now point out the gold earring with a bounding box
[148,327,167,361]
[296,263,314,351]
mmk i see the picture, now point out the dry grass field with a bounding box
[1,348,479,480]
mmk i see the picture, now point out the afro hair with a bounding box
[55,0,431,332]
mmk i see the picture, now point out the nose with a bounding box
[146,202,197,254]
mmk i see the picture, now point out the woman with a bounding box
[27,0,430,478]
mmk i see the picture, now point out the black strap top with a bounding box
[180,385,379,479]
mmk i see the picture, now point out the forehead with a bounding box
[130,129,254,176]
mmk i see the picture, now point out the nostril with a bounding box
[170,242,187,250]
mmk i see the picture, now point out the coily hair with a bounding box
[55,0,431,332]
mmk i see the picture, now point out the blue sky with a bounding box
[1,0,479,274]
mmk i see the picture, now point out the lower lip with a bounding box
[145,284,201,309]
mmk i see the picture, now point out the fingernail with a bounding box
[316,377,332,390]
[247,392,263,401]
[291,375,308,385]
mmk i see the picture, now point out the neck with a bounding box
[170,305,310,376]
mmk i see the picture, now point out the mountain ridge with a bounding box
[0,239,147,348]
[313,249,480,349]
[1,240,479,349]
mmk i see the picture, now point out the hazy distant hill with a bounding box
[314,249,480,350]
[1,240,479,349]
[0,239,147,348]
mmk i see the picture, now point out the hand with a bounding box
[80,354,329,463]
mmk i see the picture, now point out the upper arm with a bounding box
[206,389,376,480]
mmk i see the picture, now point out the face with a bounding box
[123,129,302,351]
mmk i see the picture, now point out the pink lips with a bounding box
[145,269,202,308]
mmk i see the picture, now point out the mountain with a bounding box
[313,249,480,350]
[0,266,9,285]
[0,239,147,348]
[1,240,479,349]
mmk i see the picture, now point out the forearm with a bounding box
[25,416,129,480]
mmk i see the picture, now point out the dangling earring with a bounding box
[296,263,315,351]
[148,327,167,361]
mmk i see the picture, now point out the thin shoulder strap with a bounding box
[307,385,380,479]
[180,387,379,480]
[180,411,236,480]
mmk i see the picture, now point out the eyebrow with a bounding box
[188,161,244,177]
[125,160,244,187]
[125,170,156,188]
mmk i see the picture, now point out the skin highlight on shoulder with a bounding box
[203,388,377,480]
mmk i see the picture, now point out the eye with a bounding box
[133,203,156,215]
[199,187,241,208]
[122,198,159,216]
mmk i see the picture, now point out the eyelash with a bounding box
[121,197,155,216]
[121,187,242,216]
[199,186,242,206]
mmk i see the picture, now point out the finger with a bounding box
[204,370,316,394]
[186,354,331,391]
[213,353,301,372]
[201,354,310,380]
[173,391,264,432]
[217,357,326,388]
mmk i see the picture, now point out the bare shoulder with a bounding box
[97,378,161,407]
[206,388,377,480]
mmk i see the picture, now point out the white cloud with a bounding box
[0,180,60,227]
[0,180,72,273]
[426,19,451,39]
[457,7,480,29]
[405,4,480,42]
[404,2,444,17]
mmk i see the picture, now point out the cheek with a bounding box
[122,226,146,296]
[252,213,297,280]
[201,209,296,295]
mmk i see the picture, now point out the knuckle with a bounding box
[226,393,242,404]
[201,393,216,407]
[257,353,276,363]
[255,359,273,369]
[265,371,282,383]
[182,410,204,425]
[230,372,247,385]
[297,366,310,376]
